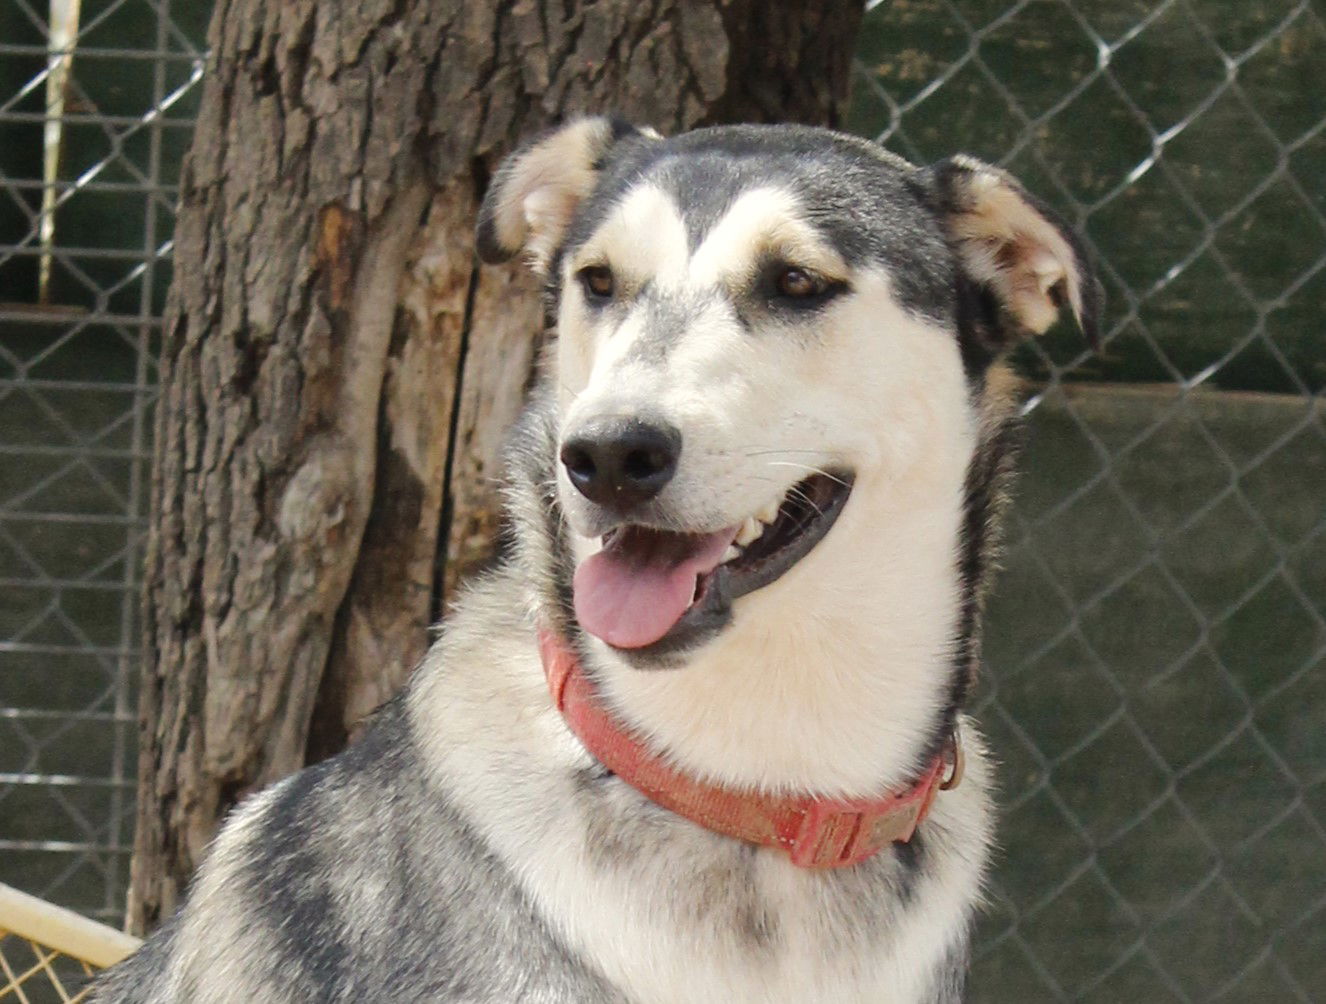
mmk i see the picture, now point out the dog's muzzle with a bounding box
[559,417,681,515]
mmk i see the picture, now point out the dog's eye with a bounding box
[774,266,826,299]
[578,265,615,301]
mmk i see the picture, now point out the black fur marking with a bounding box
[928,936,971,1004]
[945,406,1025,730]
[249,758,353,993]
[691,858,782,956]
[892,829,926,907]
[953,272,1004,379]
[737,901,779,952]
[229,698,621,1001]
[559,125,956,326]
[595,116,648,168]
[571,768,783,957]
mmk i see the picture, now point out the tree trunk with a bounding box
[130,0,863,933]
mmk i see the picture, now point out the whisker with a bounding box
[742,448,832,457]
[763,460,852,489]
[781,483,826,518]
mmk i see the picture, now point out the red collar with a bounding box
[538,629,963,869]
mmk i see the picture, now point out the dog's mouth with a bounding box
[571,472,854,658]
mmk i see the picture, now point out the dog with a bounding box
[96,118,1096,1003]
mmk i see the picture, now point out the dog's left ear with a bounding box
[930,155,1100,347]
[476,117,657,275]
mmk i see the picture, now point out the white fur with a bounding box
[410,617,991,1004]
[407,176,995,1002]
[689,188,849,283]
[453,169,997,1002]
[574,184,693,288]
[99,123,1087,1004]
[150,782,295,1002]
[557,187,977,797]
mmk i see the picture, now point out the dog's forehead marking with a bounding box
[574,182,846,296]
[689,187,847,283]
[556,126,960,326]
[566,182,867,373]
[572,183,689,285]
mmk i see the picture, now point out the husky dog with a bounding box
[97,119,1096,1003]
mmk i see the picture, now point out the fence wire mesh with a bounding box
[0,0,206,926]
[0,932,96,1003]
[853,0,1326,999]
[0,0,1322,999]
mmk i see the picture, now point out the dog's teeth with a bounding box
[757,500,780,525]
[735,517,762,547]
[721,545,741,564]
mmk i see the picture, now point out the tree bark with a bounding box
[131,0,863,933]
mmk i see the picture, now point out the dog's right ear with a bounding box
[476,117,657,275]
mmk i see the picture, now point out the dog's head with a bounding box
[481,119,1097,668]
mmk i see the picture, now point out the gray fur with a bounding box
[96,121,1096,1003]
[97,693,621,1003]
[97,559,972,1002]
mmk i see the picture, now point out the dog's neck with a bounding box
[542,627,958,866]
[570,459,971,801]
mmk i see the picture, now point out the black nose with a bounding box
[560,419,682,511]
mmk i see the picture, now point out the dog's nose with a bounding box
[560,419,681,511]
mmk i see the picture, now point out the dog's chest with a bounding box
[511,774,965,1003]
[413,622,984,1003]
[436,731,969,1003]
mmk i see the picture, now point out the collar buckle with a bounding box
[790,801,871,868]
[788,755,947,868]
[940,724,965,791]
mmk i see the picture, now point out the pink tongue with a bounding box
[574,527,737,649]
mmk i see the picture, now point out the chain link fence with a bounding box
[0,0,207,926]
[1,0,1322,999]
[853,0,1326,999]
